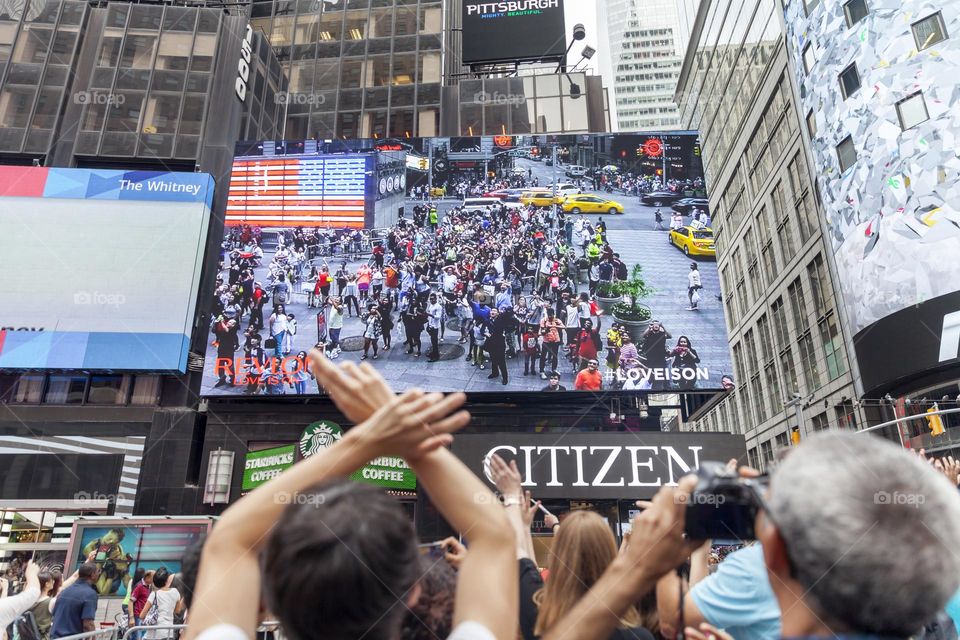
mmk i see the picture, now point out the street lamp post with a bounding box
[661,140,668,185]
[785,395,808,444]
[427,142,434,196]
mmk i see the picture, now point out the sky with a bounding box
[565,0,601,75]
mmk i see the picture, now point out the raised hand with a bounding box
[622,475,702,582]
[441,537,468,570]
[309,349,394,423]
[350,390,470,462]
[488,453,524,498]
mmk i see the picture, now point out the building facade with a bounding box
[780,0,960,420]
[250,0,444,139]
[675,0,861,467]
[599,0,698,131]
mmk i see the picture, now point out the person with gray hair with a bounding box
[760,431,960,638]
[539,431,960,640]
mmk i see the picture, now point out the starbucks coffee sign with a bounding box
[299,420,344,457]
[299,421,416,490]
[243,444,296,491]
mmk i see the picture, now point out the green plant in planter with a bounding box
[596,282,618,299]
[610,264,654,321]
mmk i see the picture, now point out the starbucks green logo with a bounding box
[300,420,343,458]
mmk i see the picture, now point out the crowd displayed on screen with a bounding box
[208,164,721,395]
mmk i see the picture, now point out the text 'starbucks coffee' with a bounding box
[299,421,416,490]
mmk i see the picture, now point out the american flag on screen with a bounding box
[225,155,369,228]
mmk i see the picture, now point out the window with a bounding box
[839,63,861,99]
[802,43,816,74]
[748,447,761,471]
[836,136,857,172]
[811,412,830,432]
[819,314,847,381]
[87,375,131,405]
[912,12,947,51]
[896,91,929,130]
[835,400,857,430]
[843,0,868,28]
[775,432,789,450]
[12,375,44,403]
[807,254,828,315]
[760,440,774,470]
[806,109,817,137]
[45,376,87,404]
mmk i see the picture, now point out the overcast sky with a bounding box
[565,0,601,75]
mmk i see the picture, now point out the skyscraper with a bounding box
[599,0,698,131]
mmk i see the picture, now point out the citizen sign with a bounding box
[451,432,746,499]
[235,25,254,103]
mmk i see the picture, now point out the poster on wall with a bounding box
[70,523,208,597]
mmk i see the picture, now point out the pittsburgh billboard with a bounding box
[201,132,732,396]
[461,0,567,66]
[0,167,213,372]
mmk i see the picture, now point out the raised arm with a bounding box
[408,449,517,639]
[541,477,701,640]
[186,365,467,640]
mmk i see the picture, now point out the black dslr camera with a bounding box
[684,461,768,540]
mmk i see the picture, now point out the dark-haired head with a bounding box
[153,567,171,589]
[262,480,419,640]
[78,562,99,581]
[401,555,456,640]
[179,537,206,609]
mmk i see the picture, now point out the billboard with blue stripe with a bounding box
[0,166,213,373]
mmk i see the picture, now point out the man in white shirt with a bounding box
[426,293,444,362]
[687,262,702,310]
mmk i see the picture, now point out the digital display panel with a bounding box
[0,167,213,372]
[202,132,732,396]
[461,0,567,66]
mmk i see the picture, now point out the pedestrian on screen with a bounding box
[687,262,702,311]
[541,371,566,391]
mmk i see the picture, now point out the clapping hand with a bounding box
[309,349,394,423]
[351,389,469,461]
[488,453,524,498]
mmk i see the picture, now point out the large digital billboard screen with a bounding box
[201,132,732,396]
[461,0,567,66]
[0,167,213,372]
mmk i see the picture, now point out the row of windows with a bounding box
[677,0,782,184]
[0,374,161,406]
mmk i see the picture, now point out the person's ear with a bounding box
[757,513,791,579]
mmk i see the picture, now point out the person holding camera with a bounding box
[540,432,960,640]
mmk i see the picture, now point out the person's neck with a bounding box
[778,592,839,638]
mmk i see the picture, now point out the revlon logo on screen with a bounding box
[465,0,559,16]
[481,445,702,489]
[940,310,960,363]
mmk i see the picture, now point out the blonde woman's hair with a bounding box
[533,510,641,635]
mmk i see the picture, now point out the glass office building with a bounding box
[250,0,443,139]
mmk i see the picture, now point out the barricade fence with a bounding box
[54,622,283,640]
